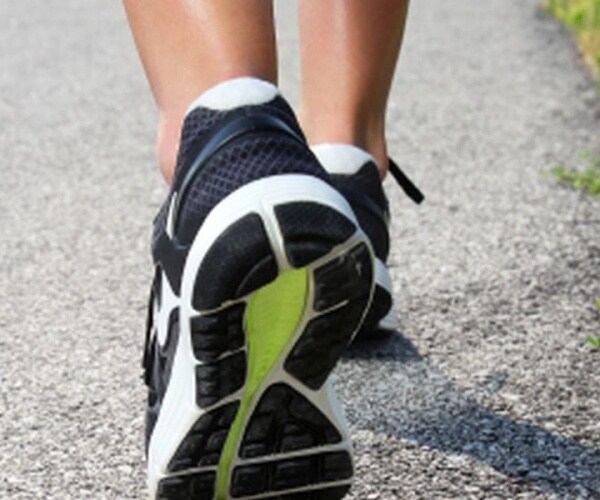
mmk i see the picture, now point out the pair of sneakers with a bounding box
[143,78,422,500]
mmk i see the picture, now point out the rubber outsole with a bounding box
[147,175,374,500]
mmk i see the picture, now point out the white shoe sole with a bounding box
[147,174,375,499]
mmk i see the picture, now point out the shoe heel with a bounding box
[149,176,375,500]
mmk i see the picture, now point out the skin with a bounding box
[122,0,409,182]
[298,0,410,174]
[122,0,277,183]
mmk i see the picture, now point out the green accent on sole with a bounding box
[215,267,309,499]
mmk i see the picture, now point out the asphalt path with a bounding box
[1,1,599,498]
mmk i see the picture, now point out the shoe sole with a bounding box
[148,175,375,499]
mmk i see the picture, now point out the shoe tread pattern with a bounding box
[157,202,367,500]
[190,304,245,362]
[157,471,215,499]
[192,214,277,310]
[195,350,246,408]
[231,451,352,498]
[275,203,357,267]
[284,244,372,389]
[239,383,341,459]
[168,402,240,473]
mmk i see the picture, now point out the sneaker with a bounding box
[312,145,423,337]
[142,79,375,499]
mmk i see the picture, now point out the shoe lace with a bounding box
[388,158,424,204]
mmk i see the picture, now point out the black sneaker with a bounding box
[312,144,423,337]
[142,79,375,499]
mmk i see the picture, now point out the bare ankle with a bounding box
[156,112,184,184]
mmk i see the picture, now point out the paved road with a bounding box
[1,1,599,498]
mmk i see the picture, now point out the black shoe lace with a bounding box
[388,158,424,204]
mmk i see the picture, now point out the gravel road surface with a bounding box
[1,0,599,498]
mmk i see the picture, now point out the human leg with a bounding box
[123,0,277,182]
[125,3,376,498]
[298,1,423,337]
[298,0,410,175]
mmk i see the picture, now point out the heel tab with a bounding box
[186,78,280,114]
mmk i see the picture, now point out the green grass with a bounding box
[544,3,600,351]
[588,299,600,350]
[545,0,600,78]
[551,152,600,198]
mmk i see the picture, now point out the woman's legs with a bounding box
[122,0,409,179]
[122,0,277,182]
[297,0,410,175]
[127,4,413,496]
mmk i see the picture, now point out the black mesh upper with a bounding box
[153,96,329,248]
[172,96,297,189]
[152,199,170,248]
[176,133,328,244]
[330,162,387,213]
[330,162,390,261]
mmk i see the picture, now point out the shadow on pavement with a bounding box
[345,332,600,497]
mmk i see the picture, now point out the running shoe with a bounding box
[312,145,423,337]
[142,78,375,499]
